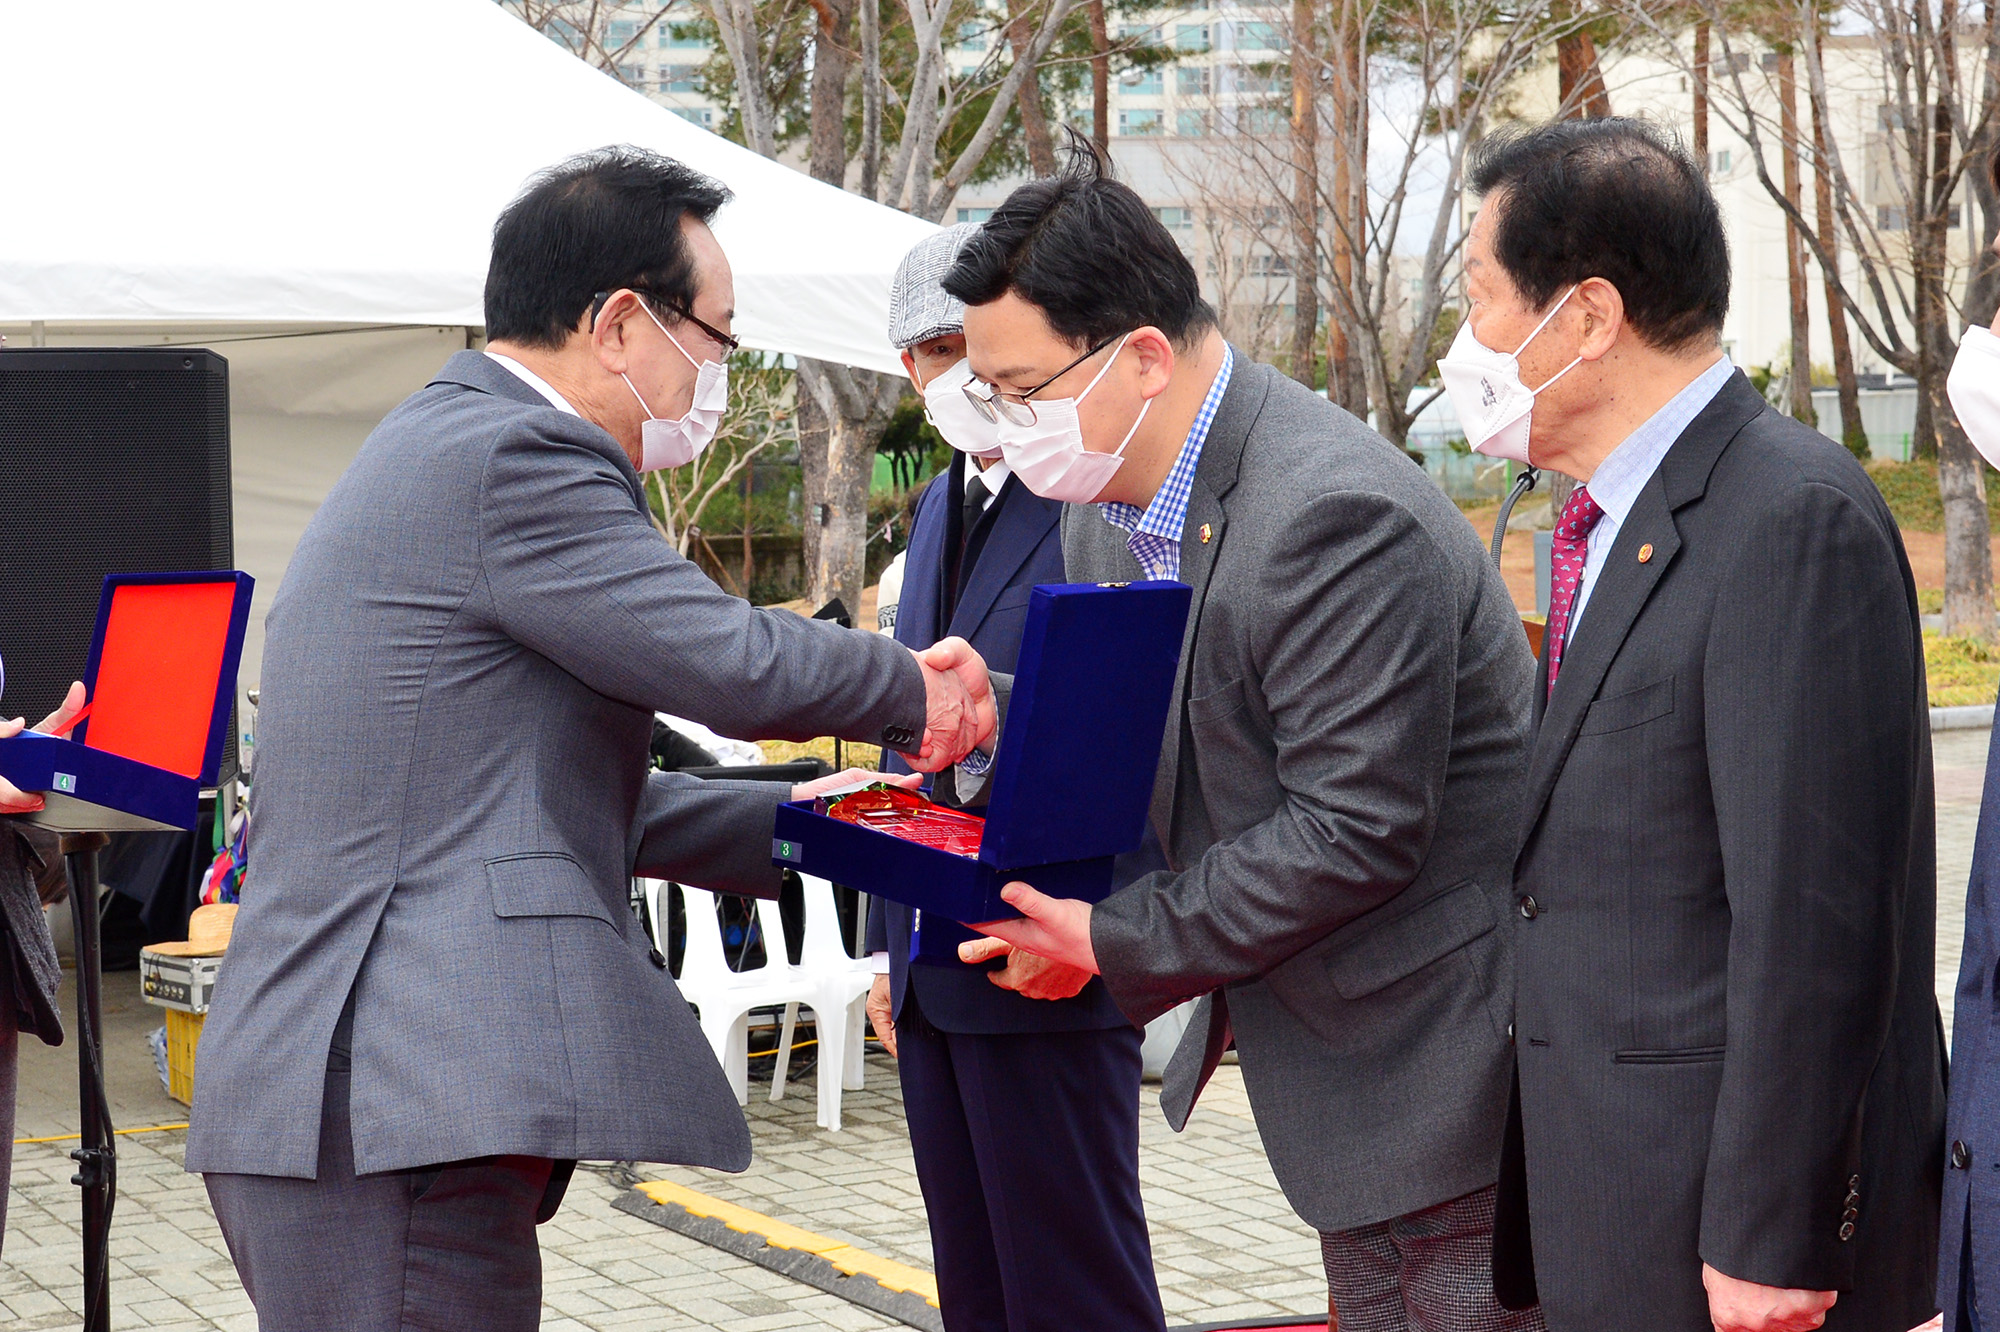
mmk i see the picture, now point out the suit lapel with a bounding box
[1516,371,1770,851]
[1149,350,1266,849]
[949,478,1059,641]
[1516,480,1681,846]
[894,474,949,650]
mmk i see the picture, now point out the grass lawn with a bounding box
[1927,632,2000,708]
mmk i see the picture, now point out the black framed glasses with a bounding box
[962,333,1122,427]
[592,288,740,356]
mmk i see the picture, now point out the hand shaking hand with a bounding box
[966,882,1099,976]
[1702,1264,1836,1332]
[0,681,87,816]
[905,637,996,773]
[957,937,1095,1000]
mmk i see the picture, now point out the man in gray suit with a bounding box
[951,140,1543,1329]
[185,147,995,1331]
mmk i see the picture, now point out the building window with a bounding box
[663,64,701,92]
[1122,67,1163,95]
[957,207,995,223]
[664,24,704,48]
[958,21,985,50]
[1178,65,1210,96]
[1251,252,1292,276]
[1176,23,1210,52]
[1234,20,1280,50]
[545,17,581,51]
[1154,206,1196,230]
[672,107,713,127]
[1232,64,1284,96]
[1237,106,1286,136]
[1176,109,1210,137]
[1877,204,1907,231]
[617,63,648,85]
[1119,109,1164,136]
[1711,149,1731,173]
[608,19,639,45]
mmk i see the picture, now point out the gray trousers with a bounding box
[204,1051,559,1332]
[1321,1184,1549,1332]
[0,979,15,1255]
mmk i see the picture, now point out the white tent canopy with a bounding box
[0,0,937,689]
[0,0,934,374]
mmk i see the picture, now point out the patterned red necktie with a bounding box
[1544,484,1604,691]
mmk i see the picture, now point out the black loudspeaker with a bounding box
[0,348,236,778]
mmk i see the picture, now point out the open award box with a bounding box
[0,571,253,832]
[772,580,1192,962]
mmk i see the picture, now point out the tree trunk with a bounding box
[1555,12,1612,119]
[807,0,856,185]
[1087,0,1110,149]
[1289,0,1319,387]
[1006,0,1058,175]
[1326,0,1366,412]
[1693,19,1710,175]
[1778,50,1815,426]
[796,367,899,612]
[1938,371,1996,638]
[1812,83,1867,458]
[860,0,883,199]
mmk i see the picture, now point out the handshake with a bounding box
[906,637,997,774]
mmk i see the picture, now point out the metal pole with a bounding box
[62,830,114,1332]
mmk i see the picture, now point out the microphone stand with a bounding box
[61,829,115,1332]
[1490,465,1540,566]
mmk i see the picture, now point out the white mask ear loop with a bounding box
[1074,334,1133,403]
[640,301,702,372]
[1513,285,1583,396]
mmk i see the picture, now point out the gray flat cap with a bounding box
[888,222,981,349]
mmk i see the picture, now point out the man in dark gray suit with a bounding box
[952,140,1543,1329]
[1457,121,1943,1332]
[184,147,995,1330]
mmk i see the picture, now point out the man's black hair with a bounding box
[1468,118,1729,352]
[943,130,1215,350]
[484,145,731,349]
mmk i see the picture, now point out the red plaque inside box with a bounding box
[822,788,985,858]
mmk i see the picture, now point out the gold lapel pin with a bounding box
[1199,523,1213,545]
[1637,543,1654,563]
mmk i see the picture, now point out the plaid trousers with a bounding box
[1320,1184,1548,1332]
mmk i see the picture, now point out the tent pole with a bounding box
[30,321,46,347]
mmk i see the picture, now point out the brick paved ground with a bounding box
[8,970,1324,1330]
[6,728,1984,1329]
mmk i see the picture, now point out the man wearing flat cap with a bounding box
[863,223,1167,1332]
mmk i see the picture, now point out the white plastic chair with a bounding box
[646,878,870,1131]
[770,876,876,1116]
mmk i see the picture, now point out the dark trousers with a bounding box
[896,987,1165,1332]
[204,1049,561,1331]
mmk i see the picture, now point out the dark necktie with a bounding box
[1545,484,1604,691]
[961,471,989,543]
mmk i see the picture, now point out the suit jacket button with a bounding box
[883,725,914,748]
[1517,895,1539,920]
[648,946,668,970]
[1506,1021,1515,1043]
[1849,1174,1861,1188]
[1838,1221,1855,1241]
[1953,1140,1972,1170]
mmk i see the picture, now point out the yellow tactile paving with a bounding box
[635,1178,941,1306]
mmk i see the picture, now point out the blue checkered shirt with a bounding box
[1097,347,1233,582]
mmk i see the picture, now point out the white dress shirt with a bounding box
[485,351,580,416]
[1568,355,1736,634]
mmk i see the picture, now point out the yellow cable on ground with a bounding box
[636,1178,940,1307]
[16,1121,189,1145]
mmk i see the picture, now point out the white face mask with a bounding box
[1436,286,1583,464]
[918,357,1005,460]
[1948,325,2000,469]
[991,334,1152,504]
[620,302,729,472]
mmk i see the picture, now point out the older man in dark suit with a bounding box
[1460,119,1944,1332]
[185,147,995,1331]
[954,138,1542,1331]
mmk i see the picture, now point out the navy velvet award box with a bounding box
[0,571,254,833]
[772,580,1191,961]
